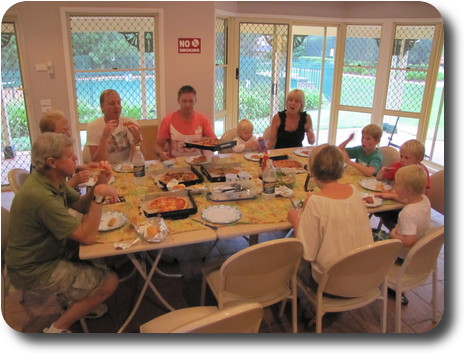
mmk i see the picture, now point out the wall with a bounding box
[3,1,443,145]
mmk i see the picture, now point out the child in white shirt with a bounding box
[232,119,260,153]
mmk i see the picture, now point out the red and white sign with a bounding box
[178,38,201,54]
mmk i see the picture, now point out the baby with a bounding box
[232,119,260,153]
[338,124,383,177]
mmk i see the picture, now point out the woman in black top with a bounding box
[266,89,315,149]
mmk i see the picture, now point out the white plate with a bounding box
[362,194,383,208]
[113,164,134,173]
[185,155,212,165]
[98,211,128,232]
[202,205,241,224]
[294,147,313,158]
[81,176,115,187]
[244,152,264,162]
[359,179,386,192]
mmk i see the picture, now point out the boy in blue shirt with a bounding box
[338,123,383,177]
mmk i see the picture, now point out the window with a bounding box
[215,17,228,137]
[69,15,158,146]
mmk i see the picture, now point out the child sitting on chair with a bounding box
[338,124,383,177]
[232,119,260,153]
[376,139,430,195]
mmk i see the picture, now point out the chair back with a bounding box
[7,168,29,193]
[428,170,444,214]
[379,146,400,167]
[397,225,444,283]
[82,144,92,164]
[218,238,303,307]
[1,207,10,261]
[172,303,263,333]
[219,128,237,153]
[139,124,159,160]
[320,239,402,297]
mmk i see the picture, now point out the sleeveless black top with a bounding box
[274,110,307,149]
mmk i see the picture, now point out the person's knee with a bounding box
[105,272,119,294]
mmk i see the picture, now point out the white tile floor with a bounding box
[1,191,444,333]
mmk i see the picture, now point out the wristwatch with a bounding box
[92,194,106,204]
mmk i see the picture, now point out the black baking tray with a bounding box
[153,166,204,190]
[184,140,237,151]
[141,189,197,219]
[200,162,243,183]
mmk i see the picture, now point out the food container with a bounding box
[207,181,258,202]
[152,166,204,190]
[136,217,169,243]
[200,162,244,182]
[141,189,198,219]
[184,139,237,151]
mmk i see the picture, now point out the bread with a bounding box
[107,217,117,227]
[147,225,159,238]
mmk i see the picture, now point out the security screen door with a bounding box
[237,23,289,135]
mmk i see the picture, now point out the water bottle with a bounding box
[132,145,146,179]
[262,158,276,199]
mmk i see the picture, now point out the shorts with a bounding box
[35,260,112,303]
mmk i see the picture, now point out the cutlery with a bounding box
[289,198,298,208]
[114,237,140,250]
[191,218,218,230]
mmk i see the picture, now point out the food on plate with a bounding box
[207,167,242,176]
[273,159,302,169]
[192,155,208,164]
[250,154,263,160]
[107,217,117,227]
[147,224,160,238]
[362,196,374,204]
[120,163,133,172]
[147,196,189,212]
[159,171,198,184]
[299,150,311,156]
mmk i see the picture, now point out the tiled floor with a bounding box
[1,191,444,334]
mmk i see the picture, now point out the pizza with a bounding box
[159,171,198,184]
[123,122,138,128]
[192,155,208,164]
[147,196,188,212]
[192,138,220,147]
[362,196,374,204]
[207,167,241,176]
[273,159,303,169]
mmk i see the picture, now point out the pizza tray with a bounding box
[184,140,237,151]
[260,155,307,173]
[200,162,244,183]
[151,166,204,190]
[141,189,198,219]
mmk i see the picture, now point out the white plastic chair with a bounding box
[379,146,400,167]
[219,128,237,153]
[140,302,263,333]
[428,169,444,215]
[387,224,444,333]
[297,239,403,333]
[82,144,92,164]
[200,238,303,333]
[7,168,29,193]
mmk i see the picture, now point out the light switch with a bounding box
[36,63,47,72]
[40,99,51,106]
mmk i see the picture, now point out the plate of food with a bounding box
[186,155,212,165]
[158,170,200,185]
[98,211,128,232]
[112,163,134,173]
[294,147,313,158]
[244,152,264,162]
[362,194,383,208]
[359,179,388,192]
[202,205,241,224]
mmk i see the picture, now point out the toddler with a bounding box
[377,139,430,195]
[338,124,383,176]
[232,119,260,153]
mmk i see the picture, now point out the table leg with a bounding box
[143,251,183,278]
[117,250,175,333]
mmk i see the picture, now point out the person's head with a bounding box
[285,89,305,113]
[177,85,197,115]
[399,139,425,166]
[395,164,427,199]
[361,124,382,153]
[39,109,71,137]
[32,132,77,176]
[236,119,254,141]
[100,89,122,121]
[310,145,345,182]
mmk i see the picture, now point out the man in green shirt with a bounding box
[6,133,119,333]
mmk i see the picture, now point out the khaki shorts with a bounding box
[36,260,112,303]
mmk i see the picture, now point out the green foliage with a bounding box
[238,87,271,119]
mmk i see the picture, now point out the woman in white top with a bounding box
[287,145,373,288]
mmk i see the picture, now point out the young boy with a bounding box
[338,124,383,177]
[376,139,430,195]
[232,119,260,153]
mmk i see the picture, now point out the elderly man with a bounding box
[86,89,143,163]
[6,133,119,333]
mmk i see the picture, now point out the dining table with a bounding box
[79,146,403,332]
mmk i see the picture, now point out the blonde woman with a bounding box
[267,89,315,150]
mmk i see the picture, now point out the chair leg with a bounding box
[79,318,89,333]
[200,273,207,306]
[432,264,438,322]
[380,282,387,333]
[395,286,402,333]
